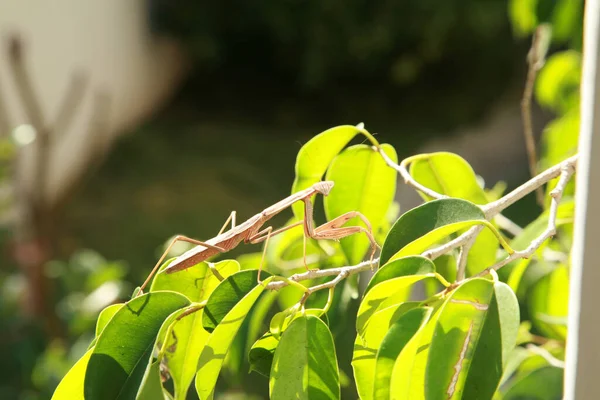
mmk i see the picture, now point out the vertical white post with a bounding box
[565,0,600,398]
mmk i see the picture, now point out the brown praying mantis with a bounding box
[138,180,379,292]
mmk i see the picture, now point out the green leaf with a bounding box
[150,259,239,399]
[408,152,497,276]
[195,276,274,400]
[249,332,279,377]
[409,152,488,204]
[137,360,169,400]
[494,282,520,364]
[540,111,579,171]
[372,307,432,400]
[84,292,190,400]
[52,349,93,400]
[364,256,435,295]
[501,366,563,400]
[380,198,493,264]
[528,265,569,340]
[353,301,421,400]
[203,269,271,332]
[95,304,123,337]
[391,278,519,399]
[292,124,377,219]
[324,144,397,264]
[356,275,433,338]
[536,51,581,114]
[270,315,340,400]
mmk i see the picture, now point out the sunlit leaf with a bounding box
[365,256,435,295]
[51,349,93,400]
[408,152,498,276]
[409,152,488,204]
[249,332,279,377]
[95,303,123,337]
[324,143,397,264]
[270,315,340,399]
[372,307,432,400]
[381,199,496,264]
[536,51,581,114]
[353,302,420,400]
[150,259,239,399]
[391,279,519,399]
[84,292,190,400]
[356,274,433,338]
[528,265,569,340]
[195,275,274,400]
[203,269,271,332]
[137,359,169,400]
[292,124,377,219]
[501,366,563,400]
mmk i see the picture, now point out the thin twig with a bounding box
[483,155,578,218]
[265,258,377,291]
[495,213,523,237]
[471,162,575,280]
[377,147,447,200]
[422,226,482,261]
[522,25,552,206]
[456,239,475,281]
[526,344,566,369]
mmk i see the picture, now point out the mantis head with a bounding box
[314,180,334,196]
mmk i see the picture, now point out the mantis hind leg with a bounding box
[249,226,274,284]
[138,235,226,294]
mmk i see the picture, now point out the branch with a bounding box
[522,25,551,206]
[482,155,578,218]
[471,161,575,280]
[456,238,475,281]
[265,258,378,291]
[377,147,448,200]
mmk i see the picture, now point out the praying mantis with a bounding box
[138,180,379,292]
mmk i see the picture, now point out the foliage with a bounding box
[51,91,577,400]
[41,3,584,400]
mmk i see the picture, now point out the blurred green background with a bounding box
[0,0,583,398]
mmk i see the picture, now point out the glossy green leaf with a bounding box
[381,198,492,264]
[409,152,488,204]
[536,51,581,114]
[408,152,497,276]
[372,307,432,400]
[494,282,520,364]
[502,366,563,400]
[203,269,271,332]
[52,349,93,400]
[270,315,340,399]
[324,143,397,264]
[528,265,569,340]
[509,0,583,43]
[137,360,169,400]
[84,292,190,400]
[391,278,519,399]
[150,259,239,399]
[364,256,435,295]
[353,301,421,400]
[95,304,123,337]
[540,111,579,171]
[292,124,377,219]
[195,276,274,400]
[249,332,279,377]
[356,275,433,337]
